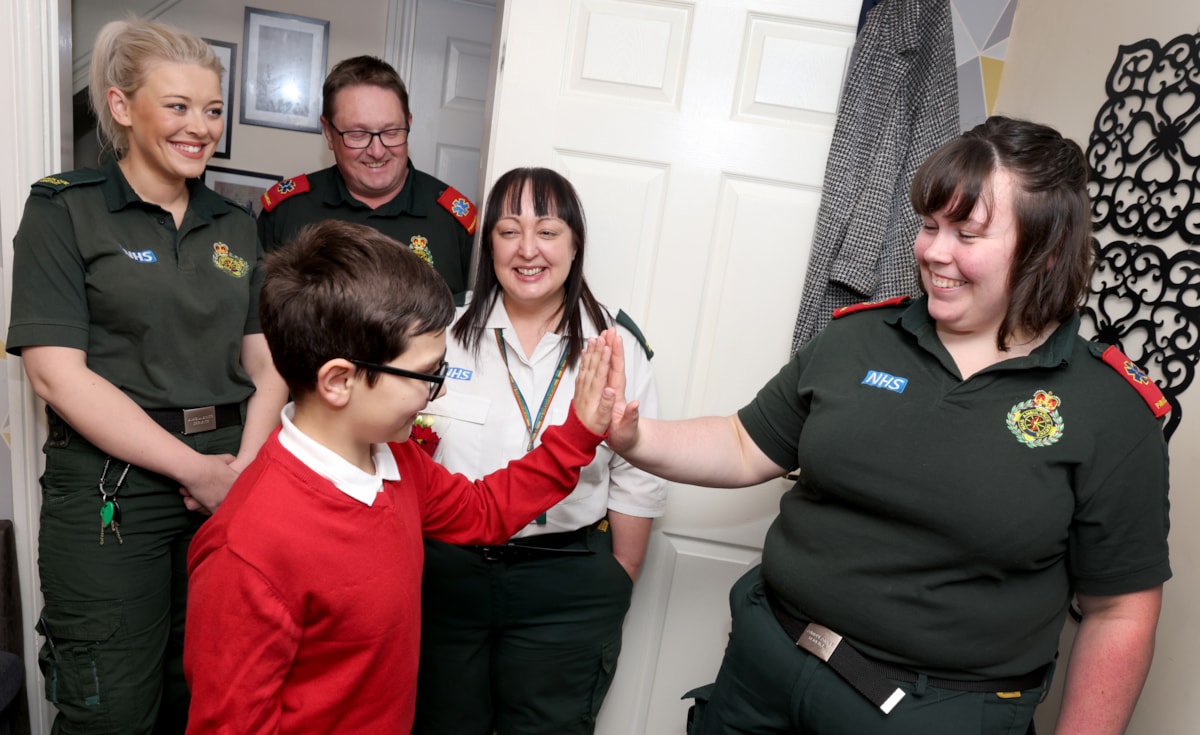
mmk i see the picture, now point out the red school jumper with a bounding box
[184,408,603,734]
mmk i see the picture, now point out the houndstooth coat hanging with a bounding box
[790,0,959,352]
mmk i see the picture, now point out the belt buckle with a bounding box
[796,622,906,715]
[181,406,217,435]
[795,622,843,662]
[479,546,505,562]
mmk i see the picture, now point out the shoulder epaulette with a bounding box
[31,170,105,196]
[259,174,311,213]
[832,296,911,319]
[436,186,477,235]
[615,310,653,360]
[1096,344,1170,418]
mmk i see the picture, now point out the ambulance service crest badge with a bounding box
[409,235,434,266]
[1006,389,1064,448]
[211,242,249,278]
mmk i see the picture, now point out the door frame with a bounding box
[2,0,69,728]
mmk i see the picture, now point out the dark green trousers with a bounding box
[36,419,240,735]
[688,566,1048,735]
[415,526,633,735]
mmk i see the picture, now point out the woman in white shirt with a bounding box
[414,167,666,735]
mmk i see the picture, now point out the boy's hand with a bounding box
[572,329,617,435]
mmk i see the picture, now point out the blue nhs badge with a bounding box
[861,370,908,394]
[121,246,157,263]
[446,366,473,381]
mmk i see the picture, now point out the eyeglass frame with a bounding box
[327,123,411,149]
[347,358,448,401]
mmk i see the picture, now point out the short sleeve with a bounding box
[736,347,812,473]
[6,193,91,353]
[1069,422,1171,596]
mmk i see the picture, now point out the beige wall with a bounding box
[156,0,391,179]
[997,2,1199,734]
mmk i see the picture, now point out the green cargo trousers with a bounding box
[415,526,633,735]
[687,566,1049,735]
[35,416,241,735]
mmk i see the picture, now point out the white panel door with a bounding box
[485,2,858,732]
[406,0,496,203]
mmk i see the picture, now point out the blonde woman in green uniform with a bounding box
[6,17,286,735]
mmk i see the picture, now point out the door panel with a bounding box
[486,2,857,731]
[407,0,495,203]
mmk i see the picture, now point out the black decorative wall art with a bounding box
[1084,33,1200,441]
[1081,240,1199,439]
[1088,34,1200,245]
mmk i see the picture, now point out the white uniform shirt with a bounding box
[423,296,666,538]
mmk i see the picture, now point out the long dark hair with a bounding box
[453,167,609,367]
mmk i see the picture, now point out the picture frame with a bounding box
[203,38,236,158]
[203,165,281,217]
[240,7,329,133]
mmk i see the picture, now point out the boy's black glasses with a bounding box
[348,359,449,401]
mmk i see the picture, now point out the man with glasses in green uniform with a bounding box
[257,56,477,295]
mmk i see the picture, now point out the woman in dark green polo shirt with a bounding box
[6,17,286,735]
[604,117,1169,735]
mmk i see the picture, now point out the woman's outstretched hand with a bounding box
[597,328,640,454]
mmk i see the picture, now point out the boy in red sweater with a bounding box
[183,220,619,734]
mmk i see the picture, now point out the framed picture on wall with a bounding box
[203,38,236,159]
[203,165,281,217]
[240,7,329,133]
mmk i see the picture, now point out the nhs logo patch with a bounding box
[121,246,157,263]
[446,367,473,381]
[861,370,908,394]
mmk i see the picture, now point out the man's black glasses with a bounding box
[329,124,410,149]
[348,359,448,401]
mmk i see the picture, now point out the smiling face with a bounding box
[323,84,413,208]
[491,185,578,319]
[351,329,448,446]
[111,61,224,184]
[915,168,1022,341]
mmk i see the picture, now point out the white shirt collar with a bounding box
[481,293,604,364]
[277,403,400,506]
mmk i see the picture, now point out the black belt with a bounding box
[765,586,1048,714]
[143,403,243,435]
[465,525,597,563]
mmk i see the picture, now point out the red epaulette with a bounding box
[1099,345,1170,418]
[436,186,477,235]
[259,174,311,213]
[832,296,911,319]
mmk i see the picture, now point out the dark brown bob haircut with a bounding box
[259,220,453,396]
[453,167,610,367]
[910,116,1094,350]
[321,55,411,123]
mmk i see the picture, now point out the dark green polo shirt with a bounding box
[7,157,262,409]
[257,163,474,294]
[739,297,1170,680]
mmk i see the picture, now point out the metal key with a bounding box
[100,498,123,546]
[98,459,130,546]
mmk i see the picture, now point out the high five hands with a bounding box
[571,329,638,451]
[572,328,637,446]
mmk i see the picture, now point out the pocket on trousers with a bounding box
[37,599,122,732]
[683,683,715,735]
[40,447,106,508]
[980,684,1044,735]
[588,639,622,720]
